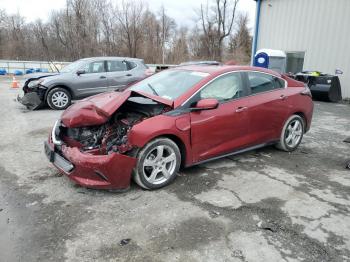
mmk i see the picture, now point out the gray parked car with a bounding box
[18,57,151,110]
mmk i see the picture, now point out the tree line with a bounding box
[0,0,252,65]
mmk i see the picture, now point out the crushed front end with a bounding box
[44,92,172,190]
[17,77,50,110]
[45,115,140,190]
[45,130,137,190]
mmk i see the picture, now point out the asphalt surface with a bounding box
[0,76,350,262]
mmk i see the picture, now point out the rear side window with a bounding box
[127,61,137,70]
[248,72,285,95]
[107,60,128,72]
[275,77,285,88]
[200,73,244,102]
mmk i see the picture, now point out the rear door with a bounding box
[244,71,290,144]
[106,60,137,91]
[189,72,251,162]
[74,60,108,98]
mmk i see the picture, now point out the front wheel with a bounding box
[276,115,304,152]
[133,138,181,190]
[47,87,71,110]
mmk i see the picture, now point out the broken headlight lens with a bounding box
[28,79,44,88]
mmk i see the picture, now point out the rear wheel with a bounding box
[276,115,304,152]
[47,87,71,110]
[133,138,181,190]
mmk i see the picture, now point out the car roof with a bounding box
[78,57,144,62]
[174,65,282,77]
[179,61,221,66]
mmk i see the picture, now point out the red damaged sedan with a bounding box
[45,65,313,190]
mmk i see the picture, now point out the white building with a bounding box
[252,0,350,98]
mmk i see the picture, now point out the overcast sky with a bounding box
[0,0,256,30]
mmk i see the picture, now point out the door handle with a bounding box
[100,76,106,79]
[235,106,248,113]
[280,94,288,100]
[126,74,132,77]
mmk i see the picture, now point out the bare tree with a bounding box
[0,9,6,58]
[199,0,239,60]
[96,0,115,55]
[141,10,162,63]
[33,20,51,60]
[228,13,252,64]
[4,12,27,59]
[116,0,145,58]
[0,0,252,65]
[168,27,189,64]
[159,6,176,63]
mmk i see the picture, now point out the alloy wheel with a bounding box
[285,119,303,148]
[142,145,177,185]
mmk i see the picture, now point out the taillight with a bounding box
[144,68,154,77]
[301,86,312,97]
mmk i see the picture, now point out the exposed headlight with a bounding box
[28,79,44,88]
[52,120,63,146]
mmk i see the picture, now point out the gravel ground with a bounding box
[0,76,350,262]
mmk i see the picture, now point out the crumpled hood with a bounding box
[61,90,173,128]
[25,73,59,83]
[23,73,59,87]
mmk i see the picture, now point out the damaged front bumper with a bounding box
[17,79,48,110]
[17,92,45,110]
[44,122,137,190]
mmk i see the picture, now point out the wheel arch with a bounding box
[291,111,307,132]
[44,84,74,101]
[162,134,187,168]
[141,134,187,168]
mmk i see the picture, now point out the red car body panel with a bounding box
[61,91,131,128]
[60,145,136,190]
[280,75,313,132]
[61,90,173,128]
[128,114,193,166]
[46,65,314,190]
[190,97,251,162]
[246,89,290,145]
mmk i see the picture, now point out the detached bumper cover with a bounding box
[44,140,137,190]
[17,92,45,110]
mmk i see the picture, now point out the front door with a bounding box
[189,72,251,163]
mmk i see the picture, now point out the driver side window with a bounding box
[83,61,105,74]
[199,73,244,102]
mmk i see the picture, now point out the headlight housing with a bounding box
[28,79,44,88]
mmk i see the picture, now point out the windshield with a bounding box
[131,70,209,100]
[60,60,87,73]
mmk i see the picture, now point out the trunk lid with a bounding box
[61,90,173,128]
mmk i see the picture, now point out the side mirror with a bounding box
[193,98,219,111]
[76,70,86,76]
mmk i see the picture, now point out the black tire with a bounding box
[276,115,304,152]
[133,138,181,190]
[47,87,71,110]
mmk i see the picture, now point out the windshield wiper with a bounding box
[147,83,159,96]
